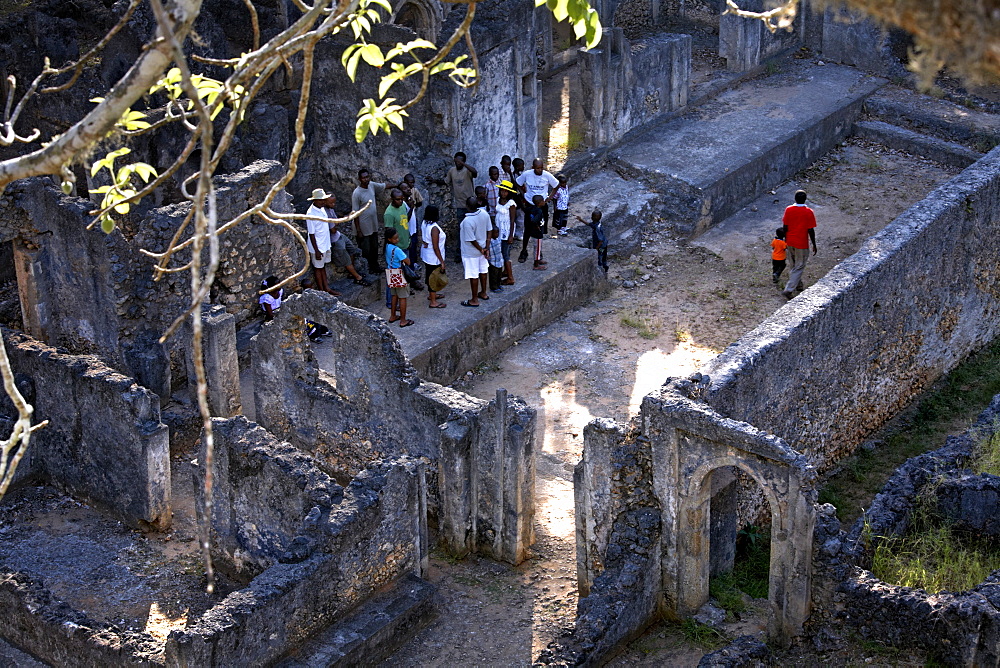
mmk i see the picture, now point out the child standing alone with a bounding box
[552,173,570,236]
[771,227,787,284]
[577,209,609,274]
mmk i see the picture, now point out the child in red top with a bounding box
[771,228,787,284]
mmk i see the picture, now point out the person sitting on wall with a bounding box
[259,275,283,321]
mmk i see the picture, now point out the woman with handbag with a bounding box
[420,205,448,308]
[385,227,415,327]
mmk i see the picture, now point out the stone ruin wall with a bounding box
[0,327,170,529]
[252,291,538,565]
[702,145,1000,474]
[1,161,300,389]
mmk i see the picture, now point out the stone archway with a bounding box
[391,0,441,42]
[647,387,817,639]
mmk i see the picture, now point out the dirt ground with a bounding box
[386,137,961,665]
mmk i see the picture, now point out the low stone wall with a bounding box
[252,291,537,564]
[169,418,428,666]
[1,328,170,528]
[0,569,160,667]
[703,146,1000,472]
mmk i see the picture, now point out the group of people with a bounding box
[265,152,612,330]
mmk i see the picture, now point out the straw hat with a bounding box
[498,180,518,193]
[307,188,334,200]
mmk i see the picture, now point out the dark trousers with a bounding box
[772,258,786,282]
[358,232,381,274]
[597,246,609,272]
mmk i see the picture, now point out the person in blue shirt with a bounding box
[384,227,415,327]
[577,209,609,274]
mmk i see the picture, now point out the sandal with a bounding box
[388,316,400,323]
[354,278,372,287]
[399,319,415,328]
[461,300,479,307]
[429,303,447,308]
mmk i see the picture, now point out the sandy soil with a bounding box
[386,136,961,665]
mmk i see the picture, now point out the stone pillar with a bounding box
[719,3,762,71]
[124,329,172,406]
[437,416,475,557]
[186,304,241,417]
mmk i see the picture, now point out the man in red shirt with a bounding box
[781,190,818,299]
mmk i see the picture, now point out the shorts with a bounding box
[500,240,511,263]
[311,248,331,269]
[389,285,409,299]
[462,254,489,279]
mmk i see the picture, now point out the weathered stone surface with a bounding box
[719,0,801,72]
[169,445,429,667]
[184,305,242,417]
[274,573,435,667]
[577,30,690,148]
[697,634,771,667]
[935,472,1000,537]
[865,86,1000,150]
[609,61,883,236]
[854,120,982,168]
[0,569,160,667]
[253,291,537,564]
[703,145,1000,473]
[1,328,170,528]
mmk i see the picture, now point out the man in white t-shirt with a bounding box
[515,159,558,262]
[307,188,372,297]
[459,196,491,307]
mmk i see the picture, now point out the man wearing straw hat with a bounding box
[306,188,371,297]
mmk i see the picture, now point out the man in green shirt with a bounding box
[384,188,411,251]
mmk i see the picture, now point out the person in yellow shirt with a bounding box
[771,227,787,285]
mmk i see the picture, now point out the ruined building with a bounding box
[4,0,1000,665]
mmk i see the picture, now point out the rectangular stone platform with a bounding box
[364,239,609,385]
[607,60,886,236]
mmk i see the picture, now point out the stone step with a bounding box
[864,85,1000,152]
[566,170,660,259]
[854,120,982,168]
[275,574,434,668]
[359,239,610,385]
[606,60,885,237]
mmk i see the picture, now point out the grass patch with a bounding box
[680,619,728,650]
[620,309,658,339]
[872,523,1000,593]
[818,336,1000,525]
[710,525,770,615]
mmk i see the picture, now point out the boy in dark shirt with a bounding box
[523,194,547,270]
[577,209,609,274]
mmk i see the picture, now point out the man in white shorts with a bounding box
[306,188,340,296]
[459,196,491,307]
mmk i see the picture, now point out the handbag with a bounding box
[402,261,424,290]
[428,266,449,292]
[385,267,407,288]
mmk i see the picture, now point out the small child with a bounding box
[577,210,608,274]
[771,227,787,284]
[523,195,547,270]
[259,276,283,320]
[551,173,570,236]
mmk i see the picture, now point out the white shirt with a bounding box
[420,220,447,265]
[516,170,558,200]
[306,204,334,253]
[554,184,569,210]
[496,199,516,240]
[460,208,491,258]
[259,289,283,311]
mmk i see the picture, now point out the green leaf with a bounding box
[346,47,363,81]
[114,200,130,214]
[360,44,385,67]
[101,216,115,233]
